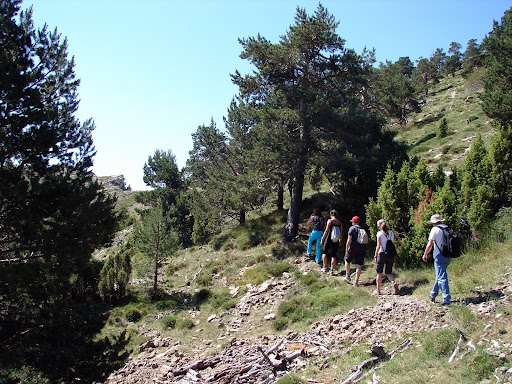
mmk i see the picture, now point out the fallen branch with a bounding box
[449,330,468,363]
[340,356,380,384]
[340,338,413,384]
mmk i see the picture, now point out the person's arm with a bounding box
[321,219,331,245]
[307,214,314,225]
[423,239,434,262]
[374,234,382,260]
[339,224,343,246]
[345,231,352,256]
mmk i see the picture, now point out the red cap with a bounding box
[351,216,360,223]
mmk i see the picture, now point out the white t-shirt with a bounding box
[429,225,445,257]
[377,230,394,253]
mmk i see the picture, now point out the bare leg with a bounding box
[331,257,336,272]
[354,264,362,285]
[376,273,383,292]
[344,260,351,280]
[322,253,328,270]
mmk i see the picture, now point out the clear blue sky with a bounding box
[21,0,512,190]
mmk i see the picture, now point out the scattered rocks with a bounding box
[106,270,512,384]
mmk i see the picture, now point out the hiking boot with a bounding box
[321,267,327,272]
[353,280,359,287]
[329,270,334,276]
[343,276,351,283]
[393,282,400,295]
[373,289,381,295]
[429,296,435,303]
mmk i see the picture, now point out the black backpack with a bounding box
[436,226,462,258]
[385,236,397,258]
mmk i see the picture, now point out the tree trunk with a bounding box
[284,165,306,241]
[153,254,159,296]
[284,101,310,242]
[277,186,284,211]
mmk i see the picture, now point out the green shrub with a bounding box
[176,318,195,330]
[194,288,211,304]
[161,315,177,329]
[124,306,143,322]
[272,317,288,331]
[423,328,459,358]
[195,270,214,286]
[241,266,269,285]
[437,118,448,138]
[99,248,132,303]
[465,349,499,381]
[266,262,293,277]
[307,280,328,293]
[154,298,178,311]
[295,270,319,286]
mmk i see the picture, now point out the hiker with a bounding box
[344,216,367,286]
[374,219,399,295]
[422,214,451,305]
[306,207,325,264]
[320,209,343,275]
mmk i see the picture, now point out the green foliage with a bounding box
[140,149,193,246]
[276,373,307,384]
[423,328,459,358]
[481,8,512,129]
[233,4,406,241]
[465,350,500,381]
[467,184,493,237]
[0,366,51,384]
[99,246,133,303]
[489,126,512,208]
[376,57,420,125]
[161,315,177,330]
[437,117,448,138]
[134,202,179,296]
[0,2,119,381]
[124,305,143,322]
[176,317,195,330]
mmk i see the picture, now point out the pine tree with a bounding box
[461,39,484,78]
[444,42,462,77]
[437,117,448,138]
[232,4,403,240]
[376,57,420,125]
[134,203,178,297]
[481,7,512,129]
[0,2,117,380]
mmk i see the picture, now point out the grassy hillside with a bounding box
[398,68,493,170]
[99,72,512,384]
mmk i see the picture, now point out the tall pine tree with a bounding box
[0,1,117,380]
[232,5,402,241]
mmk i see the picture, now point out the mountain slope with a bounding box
[100,72,512,384]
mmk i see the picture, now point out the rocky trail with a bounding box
[106,259,512,384]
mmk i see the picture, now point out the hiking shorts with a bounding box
[376,252,394,274]
[345,249,364,266]
[323,240,340,260]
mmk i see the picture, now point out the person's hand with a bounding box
[422,254,428,262]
